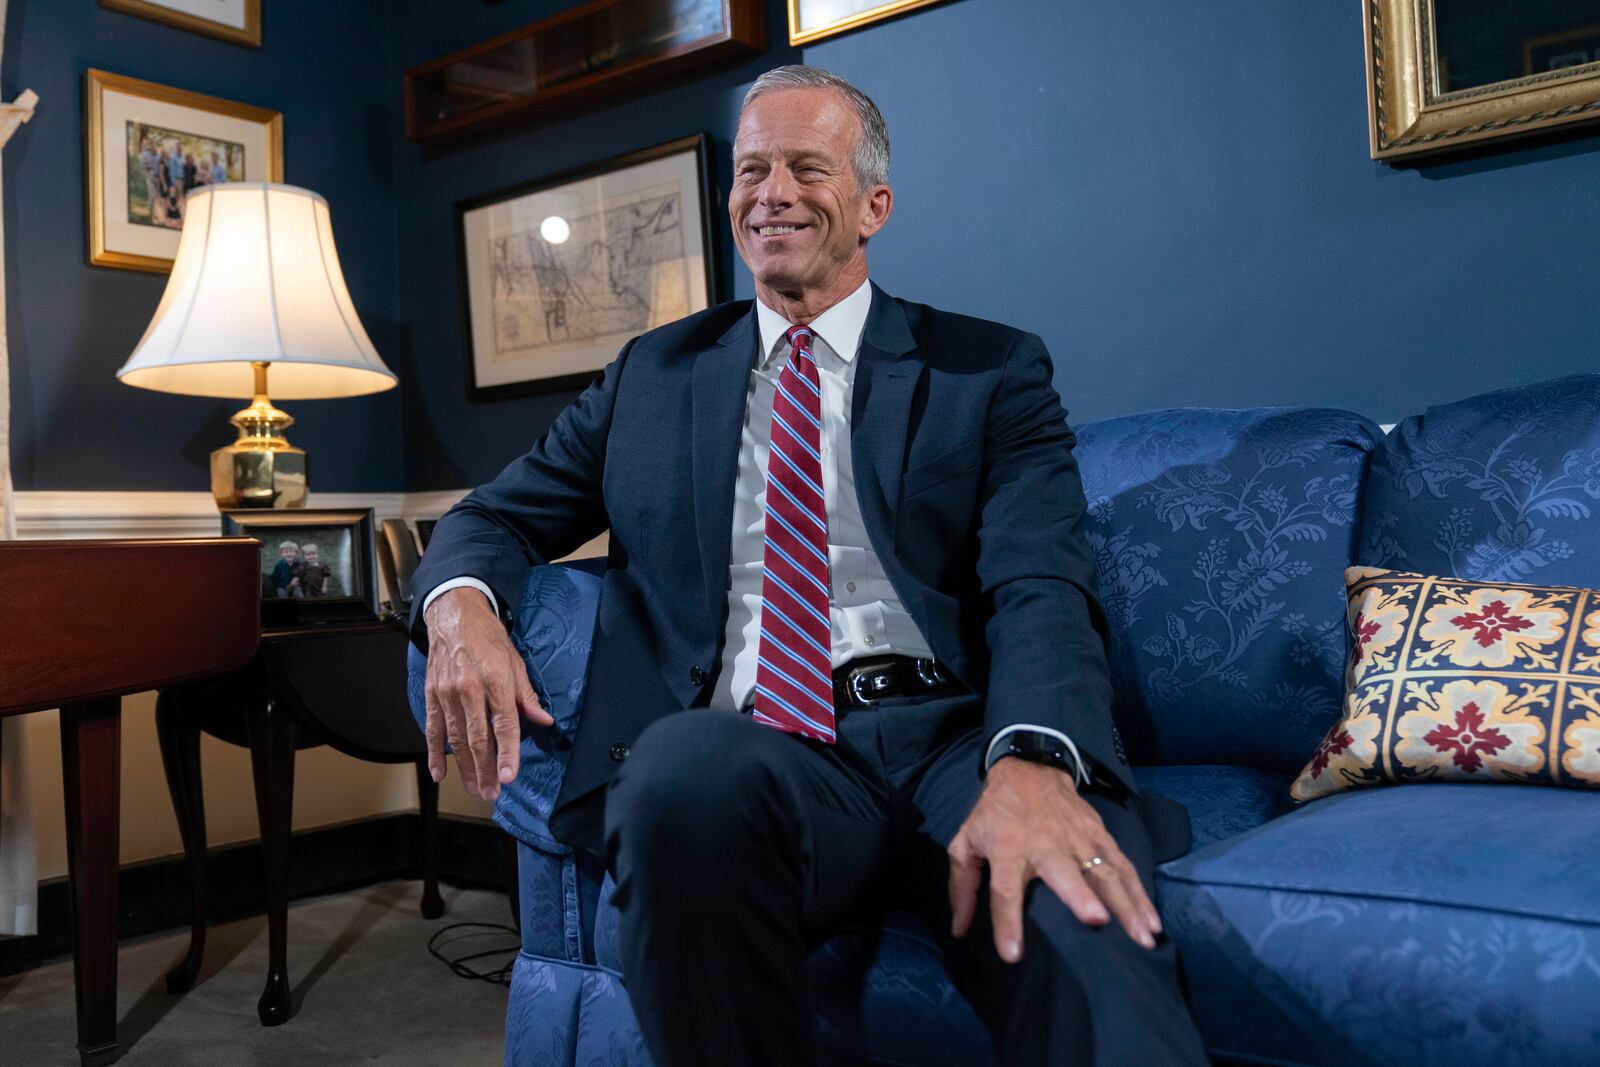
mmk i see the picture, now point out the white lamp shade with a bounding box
[117,183,397,400]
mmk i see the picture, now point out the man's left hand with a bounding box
[947,758,1161,963]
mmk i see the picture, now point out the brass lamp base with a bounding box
[210,362,309,509]
[211,445,306,508]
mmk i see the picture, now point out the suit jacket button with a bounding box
[609,742,630,762]
[689,666,706,685]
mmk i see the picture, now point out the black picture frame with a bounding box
[454,132,720,402]
[222,508,379,626]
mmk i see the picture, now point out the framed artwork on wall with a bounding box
[222,508,379,627]
[85,69,282,273]
[787,0,952,45]
[1366,1,1600,160]
[455,133,718,401]
[100,0,262,48]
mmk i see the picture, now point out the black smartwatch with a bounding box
[984,729,1083,782]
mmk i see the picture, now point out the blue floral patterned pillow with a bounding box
[1290,566,1600,801]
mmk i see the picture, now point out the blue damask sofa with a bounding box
[409,372,1600,1067]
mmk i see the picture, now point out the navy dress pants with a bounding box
[602,697,1209,1067]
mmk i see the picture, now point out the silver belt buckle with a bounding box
[847,663,892,707]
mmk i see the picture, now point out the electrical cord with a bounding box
[428,921,521,986]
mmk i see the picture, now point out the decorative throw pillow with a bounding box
[1289,566,1600,801]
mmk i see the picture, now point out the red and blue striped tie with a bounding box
[752,325,836,743]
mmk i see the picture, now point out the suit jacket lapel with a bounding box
[852,285,922,550]
[692,306,760,624]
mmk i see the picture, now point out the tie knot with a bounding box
[786,325,814,351]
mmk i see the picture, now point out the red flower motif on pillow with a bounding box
[1450,600,1534,649]
[1309,727,1354,778]
[1422,701,1511,773]
[1353,612,1382,661]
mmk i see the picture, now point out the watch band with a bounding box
[983,727,1085,784]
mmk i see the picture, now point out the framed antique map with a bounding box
[455,134,717,400]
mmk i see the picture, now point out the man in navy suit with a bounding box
[414,66,1206,1067]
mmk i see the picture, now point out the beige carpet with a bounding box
[0,880,515,1065]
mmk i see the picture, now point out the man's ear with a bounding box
[860,184,893,241]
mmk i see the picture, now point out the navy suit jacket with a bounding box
[412,285,1128,854]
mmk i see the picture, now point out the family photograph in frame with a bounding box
[454,133,718,401]
[85,69,282,272]
[222,508,378,626]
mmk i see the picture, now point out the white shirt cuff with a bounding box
[984,724,1090,789]
[421,577,499,618]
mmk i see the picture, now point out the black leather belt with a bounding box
[832,655,960,709]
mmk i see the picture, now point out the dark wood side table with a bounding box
[0,538,260,1067]
[157,619,446,1026]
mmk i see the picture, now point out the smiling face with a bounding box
[279,543,299,564]
[303,545,320,566]
[730,87,892,322]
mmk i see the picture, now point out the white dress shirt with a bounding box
[710,278,931,711]
[424,278,1085,783]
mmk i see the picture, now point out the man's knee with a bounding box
[604,711,796,869]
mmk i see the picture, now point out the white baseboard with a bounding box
[13,488,469,540]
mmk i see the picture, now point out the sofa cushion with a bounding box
[1359,373,1600,588]
[1133,764,1295,850]
[1158,784,1600,1066]
[1292,567,1600,802]
[1076,407,1382,771]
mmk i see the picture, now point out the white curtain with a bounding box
[0,0,40,938]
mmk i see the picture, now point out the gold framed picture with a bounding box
[100,0,262,48]
[787,0,951,46]
[85,69,282,273]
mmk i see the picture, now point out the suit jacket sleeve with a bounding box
[407,339,631,651]
[975,332,1125,787]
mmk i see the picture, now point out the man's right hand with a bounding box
[423,587,554,800]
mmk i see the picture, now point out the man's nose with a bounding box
[757,166,797,210]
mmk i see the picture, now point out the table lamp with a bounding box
[116,182,397,508]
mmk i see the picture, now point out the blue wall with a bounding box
[9,2,1600,493]
[4,0,402,491]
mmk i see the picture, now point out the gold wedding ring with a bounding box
[1080,855,1105,873]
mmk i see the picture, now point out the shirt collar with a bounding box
[754,277,873,368]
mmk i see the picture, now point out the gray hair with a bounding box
[741,66,889,190]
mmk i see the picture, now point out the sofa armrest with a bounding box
[405,558,605,855]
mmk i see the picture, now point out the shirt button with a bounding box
[846,581,856,593]
[689,666,706,685]
[864,635,876,648]
[609,742,630,762]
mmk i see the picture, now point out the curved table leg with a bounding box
[247,692,298,1027]
[61,697,122,1067]
[156,689,208,993]
[415,760,445,920]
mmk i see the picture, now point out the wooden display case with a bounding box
[405,0,765,145]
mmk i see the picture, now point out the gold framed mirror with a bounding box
[1365,0,1600,161]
